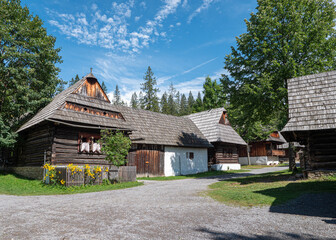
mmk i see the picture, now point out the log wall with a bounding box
[17,123,54,166]
[51,125,110,166]
[210,143,239,164]
[308,130,336,169]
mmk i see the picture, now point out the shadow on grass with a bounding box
[256,181,336,220]
[195,227,335,240]
[0,170,36,180]
[218,170,291,184]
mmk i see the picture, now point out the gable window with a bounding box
[79,133,101,154]
[186,152,194,160]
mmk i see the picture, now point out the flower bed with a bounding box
[43,164,136,186]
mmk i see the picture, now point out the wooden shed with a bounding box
[238,131,286,165]
[281,71,336,171]
[187,108,247,170]
[8,72,212,178]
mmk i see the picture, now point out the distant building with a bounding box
[238,131,286,165]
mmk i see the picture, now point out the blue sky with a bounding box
[21,0,257,103]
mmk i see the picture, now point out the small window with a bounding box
[186,152,194,160]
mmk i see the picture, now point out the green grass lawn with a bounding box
[0,171,143,196]
[241,163,288,169]
[207,170,336,207]
[137,169,249,181]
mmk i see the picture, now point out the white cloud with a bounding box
[182,0,188,8]
[188,0,215,23]
[134,16,141,21]
[49,0,181,54]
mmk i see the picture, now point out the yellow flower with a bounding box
[60,179,65,185]
[58,171,61,174]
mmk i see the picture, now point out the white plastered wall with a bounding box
[239,156,280,165]
[164,147,208,176]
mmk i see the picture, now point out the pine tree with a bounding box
[130,92,138,109]
[112,85,121,105]
[141,66,160,112]
[179,94,188,116]
[139,92,145,109]
[175,91,181,115]
[167,83,178,115]
[193,92,204,113]
[101,81,108,93]
[160,92,169,114]
[69,74,80,86]
[187,91,195,114]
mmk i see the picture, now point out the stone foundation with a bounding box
[304,170,336,179]
[6,167,44,180]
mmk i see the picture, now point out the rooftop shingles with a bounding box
[282,70,336,132]
[186,108,246,146]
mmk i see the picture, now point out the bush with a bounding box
[99,130,131,167]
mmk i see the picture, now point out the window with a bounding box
[186,152,194,160]
[79,133,101,154]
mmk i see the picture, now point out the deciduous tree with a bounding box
[0,0,62,147]
[223,0,336,142]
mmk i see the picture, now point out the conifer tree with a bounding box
[160,92,169,114]
[179,94,188,116]
[141,66,160,112]
[139,92,145,109]
[69,74,80,86]
[130,92,138,109]
[112,85,121,105]
[101,81,108,93]
[192,92,204,113]
[187,91,195,114]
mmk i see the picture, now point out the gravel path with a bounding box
[0,166,335,240]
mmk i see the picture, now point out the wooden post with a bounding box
[247,145,251,165]
[288,142,295,171]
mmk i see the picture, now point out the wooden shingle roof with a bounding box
[17,73,211,148]
[114,106,213,148]
[17,74,131,133]
[186,108,247,146]
[282,70,336,133]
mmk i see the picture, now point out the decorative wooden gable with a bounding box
[74,75,110,102]
[219,112,230,125]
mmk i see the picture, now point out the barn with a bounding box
[238,131,286,165]
[282,70,336,171]
[6,72,211,179]
[187,108,246,170]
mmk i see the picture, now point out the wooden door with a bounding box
[134,150,163,176]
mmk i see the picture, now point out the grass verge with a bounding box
[137,169,249,181]
[241,163,288,169]
[207,170,336,207]
[0,171,143,196]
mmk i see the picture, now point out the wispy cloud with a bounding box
[188,0,215,23]
[48,0,181,54]
[157,57,218,84]
[182,57,218,74]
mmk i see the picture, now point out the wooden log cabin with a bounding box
[8,72,212,179]
[238,131,286,165]
[282,71,336,171]
[187,108,247,170]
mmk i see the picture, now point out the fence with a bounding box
[44,165,136,187]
